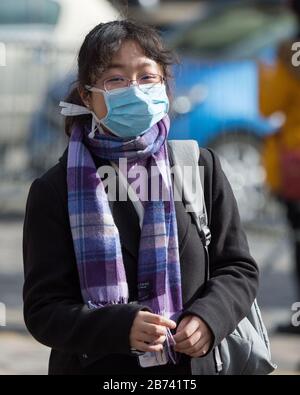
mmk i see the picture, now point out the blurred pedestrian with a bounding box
[259,0,300,335]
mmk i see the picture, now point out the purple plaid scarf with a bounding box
[67,116,183,361]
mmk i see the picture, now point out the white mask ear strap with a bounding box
[89,116,98,139]
[85,85,105,94]
[59,101,103,138]
[59,101,91,116]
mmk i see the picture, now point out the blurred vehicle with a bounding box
[0,0,118,178]
[168,1,296,222]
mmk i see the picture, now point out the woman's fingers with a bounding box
[130,311,176,351]
[137,332,166,345]
[175,315,193,333]
[174,329,202,352]
[141,322,167,337]
[189,340,212,358]
[181,334,210,354]
[142,312,177,329]
[173,316,201,343]
[131,313,213,357]
[152,334,167,345]
[132,340,164,353]
[172,315,214,357]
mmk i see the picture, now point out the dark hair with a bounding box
[64,20,177,136]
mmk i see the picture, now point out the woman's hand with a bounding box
[173,315,213,357]
[130,311,177,353]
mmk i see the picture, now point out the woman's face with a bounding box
[80,40,163,134]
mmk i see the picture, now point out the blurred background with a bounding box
[0,0,300,374]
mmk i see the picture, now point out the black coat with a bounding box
[22,144,259,375]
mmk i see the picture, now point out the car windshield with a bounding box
[172,5,295,56]
[0,0,60,25]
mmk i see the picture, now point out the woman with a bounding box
[23,20,259,375]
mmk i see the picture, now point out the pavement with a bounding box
[0,217,299,375]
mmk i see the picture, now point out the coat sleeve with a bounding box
[23,177,149,358]
[178,149,259,351]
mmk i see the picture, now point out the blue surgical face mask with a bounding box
[85,83,169,138]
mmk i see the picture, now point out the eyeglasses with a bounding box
[87,73,165,93]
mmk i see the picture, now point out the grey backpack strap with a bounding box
[168,140,211,279]
[168,140,204,219]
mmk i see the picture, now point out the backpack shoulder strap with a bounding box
[168,139,211,250]
[168,139,199,167]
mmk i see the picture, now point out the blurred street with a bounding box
[0,215,299,375]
